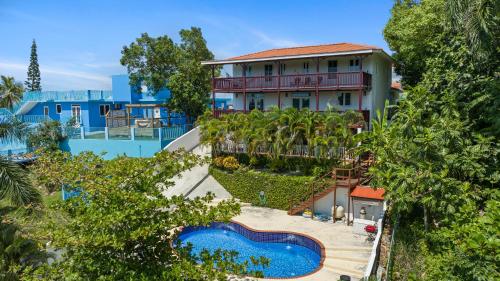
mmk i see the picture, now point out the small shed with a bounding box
[351,185,385,222]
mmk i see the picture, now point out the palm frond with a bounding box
[0,157,41,206]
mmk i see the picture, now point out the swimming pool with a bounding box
[178,222,324,278]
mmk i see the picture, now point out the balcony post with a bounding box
[358,57,363,111]
[315,57,320,112]
[242,64,247,113]
[211,65,216,116]
[277,61,281,110]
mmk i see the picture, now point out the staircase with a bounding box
[288,165,361,216]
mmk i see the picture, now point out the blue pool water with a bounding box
[178,225,322,278]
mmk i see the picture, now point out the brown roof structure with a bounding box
[351,186,385,201]
[202,42,390,65]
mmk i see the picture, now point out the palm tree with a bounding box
[0,76,24,110]
[0,117,40,206]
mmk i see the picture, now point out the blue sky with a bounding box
[0,0,394,90]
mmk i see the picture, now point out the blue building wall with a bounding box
[24,101,124,127]
[60,138,172,160]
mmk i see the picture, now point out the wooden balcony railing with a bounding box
[213,71,371,92]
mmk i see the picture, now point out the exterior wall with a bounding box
[352,198,384,221]
[60,138,167,160]
[313,187,349,217]
[112,75,133,102]
[232,91,369,112]
[226,53,392,123]
[233,56,367,77]
[24,101,126,127]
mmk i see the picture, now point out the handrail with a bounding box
[288,170,335,216]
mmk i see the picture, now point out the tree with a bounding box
[371,0,500,279]
[120,27,216,123]
[26,120,64,152]
[25,39,41,92]
[27,150,267,280]
[120,33,177,94]
[0,76,24,110]
[167,27,215,123]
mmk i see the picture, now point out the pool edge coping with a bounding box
[228,219,326,280]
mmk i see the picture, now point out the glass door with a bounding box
[71,105,81,125]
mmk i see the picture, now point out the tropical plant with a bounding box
[198,107,364,164]
[0,76,24,110]
[27,150,269,280]
[26,120,64,151]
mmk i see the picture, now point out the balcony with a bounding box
[213,72,371,93]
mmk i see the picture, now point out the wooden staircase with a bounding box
[288,166,361,216]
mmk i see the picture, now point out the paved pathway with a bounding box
[233,206,372,281]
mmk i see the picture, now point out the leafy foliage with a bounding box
[25,39,41,92]
[26,120,64,151]
[120,27,215,122]
[26,150,272,280]
[0,76,24,110]
[0,157,41,207]
[374,0,500,279]
[198,107,363,162]
[210,166,317,210]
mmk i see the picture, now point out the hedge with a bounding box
[209,166,315,210]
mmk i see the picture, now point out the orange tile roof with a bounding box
[226,43,383,61]
[391,81,403,91]
[351,186,385,200]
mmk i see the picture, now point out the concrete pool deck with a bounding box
[232,206,372,281]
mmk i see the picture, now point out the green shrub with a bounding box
[222,156,239,170]
[213,156,225,168]
[210,166,315,210]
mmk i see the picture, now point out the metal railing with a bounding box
[67,124,191,142]
[22,90,113,102]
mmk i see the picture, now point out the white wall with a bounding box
[313,187,349,217]
[231,91,371,112]
[226,53,391,118]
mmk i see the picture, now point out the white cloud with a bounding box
[0,61,111,90]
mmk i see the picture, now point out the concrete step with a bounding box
[325,254,369,264]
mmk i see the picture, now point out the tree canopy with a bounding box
[27,150,269,280]
[0,76,24,110]
[370,0,499,279]
[120,27,216,122]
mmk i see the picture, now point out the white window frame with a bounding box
[56,104,62,114]
[43,106,49,116]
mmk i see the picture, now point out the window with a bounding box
[349,59,360,71]
[99,104,110,116]
[328,60,338,72]
[71,105,81,124]
[338,93,351,106]
[328,60,338,79]
[247,66,252,76]
[292,98,310,109]
[114,104,122,110]
[264,64,273,82]
[303,62,310,73]
[56,104,62,114]
[279,64,286,75]
[43,106,49,116]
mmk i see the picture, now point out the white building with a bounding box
[202,43,393,126]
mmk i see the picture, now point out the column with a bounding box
[277,61,281,110]
[242,64,247,113]
[316,57,320,112]
[211,66,216,116]
[358,57,363,111]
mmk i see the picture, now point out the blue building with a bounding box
[16,74,184,127]
[2,75,190,159]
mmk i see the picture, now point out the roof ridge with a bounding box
[227,42,382,60]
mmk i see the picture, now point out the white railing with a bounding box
[216,141,354,159]
[364,201,387,279]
